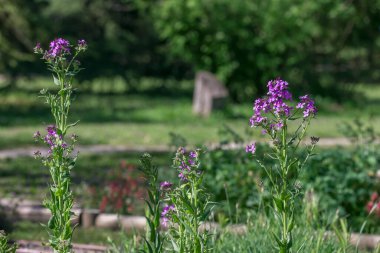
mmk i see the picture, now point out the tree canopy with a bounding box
[1,0,379,100]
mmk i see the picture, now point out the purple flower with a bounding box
[272,121,284,130]
[250,114,267,127]
[161,217,169,227]
[249,78,294,127]
[160,181,173,190]
[47,38,70,58]
[246,143,256,155]
[78,39,86,47]
[43,125,63,150]
[175,148,202,181]
[178,172,187,181]
[189,151,197,159]
[297,95,317,118]
[161,204,175,216]
[77,39,87,52]
[33,42,42,54]
[161,204,175,227]
[178,147,186,154]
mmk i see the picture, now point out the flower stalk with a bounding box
[247,78,318,253]
[139,154,164,253]
[161,148,212,253]
[34,38,87,253]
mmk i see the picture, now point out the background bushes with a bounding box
[2,0,380,101]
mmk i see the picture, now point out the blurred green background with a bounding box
[2,0,380,100]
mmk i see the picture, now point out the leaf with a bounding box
[53,75,60,86]
[273,196,284,212]
[143,238,154,253]
[272,231,284,247]
[66,120,80,129]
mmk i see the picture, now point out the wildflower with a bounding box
[246,143,256,155]
[297,95,317,118]
[178,172,186,181]
[189,151,197,159]
[34,42,43,54]
[271,121,284,130]
[266,78,293,116]
[161,204,175,227]
[47,38,70,58]
[247,78,318,253]
[77,39,87,52]
[250,78,293,127]
[43,125,62,150]
[160,181,173,190]
[178,147,186,154]
[78,39,87,47]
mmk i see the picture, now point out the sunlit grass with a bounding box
[0,78,379,149]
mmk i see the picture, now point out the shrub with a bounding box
[99,161,145,215]
[152,0,380,102]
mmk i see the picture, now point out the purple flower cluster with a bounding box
[34,126,68,154]
[250,79,293,127]
[297,95,317,118]
[44,125,62,148]
[34,38,87,60]
[246,143,256,155]
[250,78,317,129]
[47,38,71,58]
[175,148,199,181]
[160,181,173,190]
[76,39,87,51]
[161,204,175,227]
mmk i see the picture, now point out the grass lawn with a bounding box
[0,78,379,149]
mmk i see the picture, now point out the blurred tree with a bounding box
[0,0,190,89]
[0,0,41,87]
[152,0,380,101]
[38,0,190,84]
[1,0,379,100]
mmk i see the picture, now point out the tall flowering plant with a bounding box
[33,38,87,253]
[247,78,318,253]
[160,148,212,253]
[139,154,164,253]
